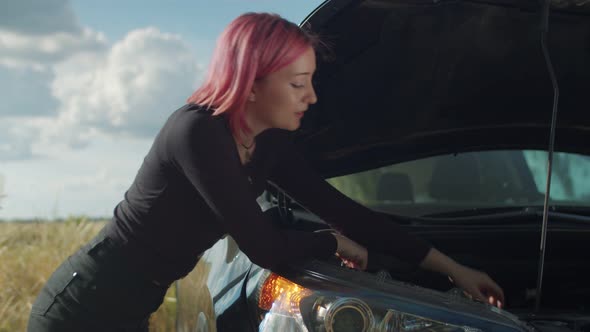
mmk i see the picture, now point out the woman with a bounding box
[28,12,504,331]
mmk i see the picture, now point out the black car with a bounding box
[176,0,590,331]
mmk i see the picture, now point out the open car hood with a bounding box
[296,0,590,177]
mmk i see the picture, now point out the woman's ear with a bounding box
[248,81,260,102]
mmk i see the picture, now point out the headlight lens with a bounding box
[318,297,374,332]
[303,295,482,332]
[250,271,530,332]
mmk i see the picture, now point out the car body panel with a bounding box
[176,236,253,332]
[296,0,590,177]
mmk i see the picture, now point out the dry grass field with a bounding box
[0,218,176,332]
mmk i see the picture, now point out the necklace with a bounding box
[240,140,255,150]
[239,139,255,164]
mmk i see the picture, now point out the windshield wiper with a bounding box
[420,206,590,225]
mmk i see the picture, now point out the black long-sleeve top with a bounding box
[104,104,431,283]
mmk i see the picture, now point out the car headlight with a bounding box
[305,296,480,332]
[247,263,533,332]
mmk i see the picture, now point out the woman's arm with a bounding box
[266,134,431,266]
[267,133,504,307]
[420,248,505,307]
[168,114,338,270]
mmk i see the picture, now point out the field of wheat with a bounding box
[0,218,176,332]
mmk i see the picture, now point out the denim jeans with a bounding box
[27,228,169,331]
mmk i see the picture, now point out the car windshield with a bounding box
[327,150,590,217]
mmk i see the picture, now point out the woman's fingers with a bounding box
[453,266,505,309]
[488,278,505,304]
[480,274,505,306]
[333,233,368,271]
[487,296,503,309]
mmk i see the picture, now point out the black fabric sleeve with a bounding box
[166,115,337,270]
[267,134,432,267]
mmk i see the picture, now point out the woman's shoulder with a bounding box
[167,104,229,134]
[174,103,218,121]
[158,104,233,158]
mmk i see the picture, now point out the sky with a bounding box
[0,0,325,220]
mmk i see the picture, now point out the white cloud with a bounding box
[0,133,152,219]
[0,0,79,36]
[0,117,40,160]
[0,1,204,219]
[48,27,201,145]
[0,0,107,119]
[0,27,107,69]
[0,0,107,70]
[0,0,203,155]
[0,65,58,116]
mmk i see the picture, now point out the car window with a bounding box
[327,150,590,215]
[524,151,590,202]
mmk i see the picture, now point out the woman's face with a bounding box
[247,47,318,133]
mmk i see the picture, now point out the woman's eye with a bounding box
[290,83,304,88]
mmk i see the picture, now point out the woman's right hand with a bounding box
[332,233,368,270]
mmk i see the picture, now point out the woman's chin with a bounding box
[278,122,301,131]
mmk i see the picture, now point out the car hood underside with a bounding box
[297,0,590,177]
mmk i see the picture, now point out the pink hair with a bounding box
[186,12,317,137]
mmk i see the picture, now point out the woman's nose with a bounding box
[307,85,318,104]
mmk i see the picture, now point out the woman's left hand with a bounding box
[449,264,505,308]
